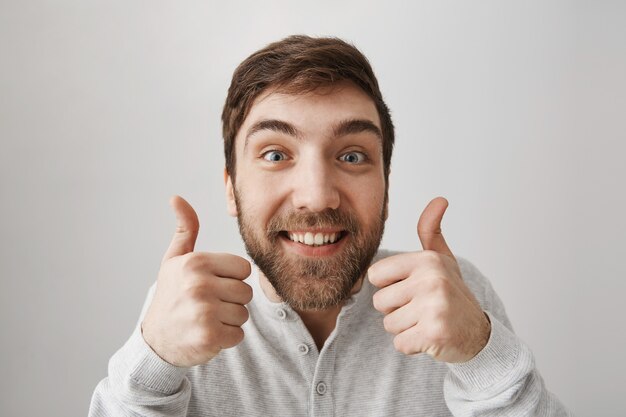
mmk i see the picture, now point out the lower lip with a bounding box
[279,233,348,257]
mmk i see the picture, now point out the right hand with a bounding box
[141,195,253,367]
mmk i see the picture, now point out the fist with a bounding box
[141,196,253,367]
[368,197,491,363]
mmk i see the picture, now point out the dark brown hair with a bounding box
[221,35,394,181]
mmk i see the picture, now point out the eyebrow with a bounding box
[244,118,382,149]
[333,119,382,141]
[246,120,302,147]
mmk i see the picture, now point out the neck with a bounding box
[258,272,364,350]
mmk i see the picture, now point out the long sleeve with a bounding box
[89,284,192,417]
[443,261,573,416]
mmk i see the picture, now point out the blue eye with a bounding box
[263,150,286,162]
[340,151,366,164]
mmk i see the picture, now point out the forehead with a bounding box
[236,82,381,145]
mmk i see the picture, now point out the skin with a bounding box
[225,81,387,348]
[141,81,491,367]
[369,198,492,363]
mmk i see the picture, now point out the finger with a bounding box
[369,252,443,289]
[217,303,250,327]
[218,324,245,349]
[203,253,252,281]
[368,253,416,288]
[372,279,413,314]
[417,197,454,257]
[216,279,253,305]
[382,300,420,335]
[163,195,200,262]
[393,324,424,356]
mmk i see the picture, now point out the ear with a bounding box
[224,168,238,217]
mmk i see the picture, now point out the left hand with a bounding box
[368,197,491,363]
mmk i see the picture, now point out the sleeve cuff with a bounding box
[111,325,190,395]
[447,310,531,393]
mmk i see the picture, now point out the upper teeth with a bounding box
[288,232,339,246]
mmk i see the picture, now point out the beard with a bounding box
[235,188,385,311]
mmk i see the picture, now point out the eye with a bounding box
[339,151,367,164]
[262,150,287,162]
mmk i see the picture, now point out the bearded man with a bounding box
[89,35,571,416]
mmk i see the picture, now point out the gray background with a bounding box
[1,1,625,416]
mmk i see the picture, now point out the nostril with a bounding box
[292,189,341,212]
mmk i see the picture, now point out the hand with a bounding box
[141,195,253,367]
[368,197,491,363]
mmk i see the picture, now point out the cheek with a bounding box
[343,178,386,223]
[350,172,385,203]
[236,181,285,223]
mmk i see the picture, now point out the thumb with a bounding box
[162,195,200,262]
[417,196,454,257]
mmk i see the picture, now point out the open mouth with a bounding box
[280,230,347,247]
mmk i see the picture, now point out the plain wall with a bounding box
[1,1,625,416]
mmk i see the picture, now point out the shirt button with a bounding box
[276,308,287,319]
[316,382,327,395]
[297,343,309,355]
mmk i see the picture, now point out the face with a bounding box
[225,81,388,311]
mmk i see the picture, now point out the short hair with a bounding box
[221,35,394,181]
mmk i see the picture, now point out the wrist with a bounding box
[140,320,174,365]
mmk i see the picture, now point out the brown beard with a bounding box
[234,188,385,311]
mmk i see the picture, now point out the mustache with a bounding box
[266,209,359,235]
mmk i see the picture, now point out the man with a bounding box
[89,35,571,416]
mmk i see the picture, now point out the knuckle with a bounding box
[426,275,450,294]
[186,283,207,301]
[191,304,214,324]
[372,291,384,312]
[241,306,250,323]
[224,254,251,278]
[432,299,451,316]
[426,288,451,313]
[181,252,204,272]
[223,327,244,348]
[426,334,447,349]
[424,321,449,347]
[194,328,218,350]
[241,283,253,304]
[393,335,411,355]
[184,279,217,302]
[420,250,440,262]
[233,327,245,344]
[382,315,391,331]
[231,304,249,324]
[240,259,252,278]
[367,267,379,284]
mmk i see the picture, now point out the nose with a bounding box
[290,157,340,212]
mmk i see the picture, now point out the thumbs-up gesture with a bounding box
[368,197,491,363]
[141,196,253,367]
